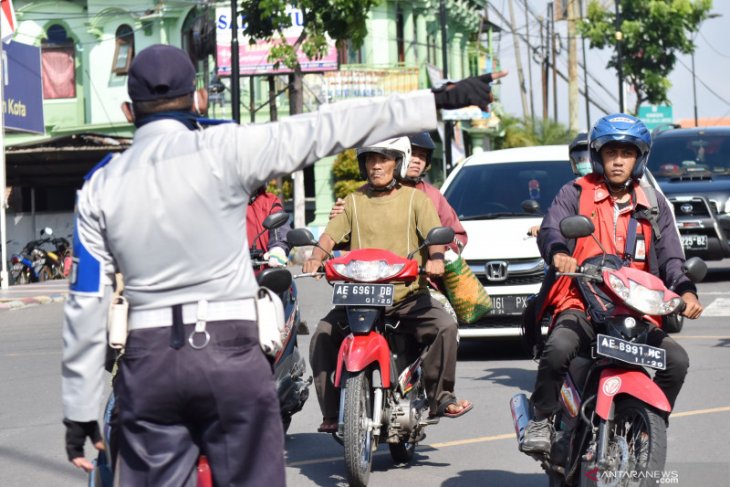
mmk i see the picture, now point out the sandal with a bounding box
[433,399,474,419]
[317,417,338,433]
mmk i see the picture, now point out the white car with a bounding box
[441,145,575,339]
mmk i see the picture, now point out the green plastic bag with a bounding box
[442,255,493,324]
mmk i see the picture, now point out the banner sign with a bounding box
[215,6,338,76]
[3,41,44,134]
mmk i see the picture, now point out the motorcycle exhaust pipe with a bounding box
[510,393,533,446]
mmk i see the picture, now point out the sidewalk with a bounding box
[0,280,68,310]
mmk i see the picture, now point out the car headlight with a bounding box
[607,274,681,315]
[332,260,405,282]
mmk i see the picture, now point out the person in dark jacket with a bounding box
[520,114,704,454]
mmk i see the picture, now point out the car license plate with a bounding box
[487,295,531,315]
[596,334,666,370]
[681,234,707,250]
[332,283,394,307]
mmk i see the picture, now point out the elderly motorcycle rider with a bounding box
[520,114,704,454]
[305,137,472,433]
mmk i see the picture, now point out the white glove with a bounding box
[264,247,288,267]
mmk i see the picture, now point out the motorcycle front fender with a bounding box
[334,332,391,388]
[595,368,671,420]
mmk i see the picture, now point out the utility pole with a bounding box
[614,0,624,112]
[550,3,558,122]
[540,14,549,121]
[439,0,452,175]
[524,0,536,125]
[508,0,529,121]
[580,0,590,128]
[691,49,698,127]
[230,0,241,123]
[567,0,579,132]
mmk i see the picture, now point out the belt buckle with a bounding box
[188,300,211,350]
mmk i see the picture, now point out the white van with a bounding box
[441,145,574,339]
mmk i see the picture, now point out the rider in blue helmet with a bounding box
[520,113,703,455]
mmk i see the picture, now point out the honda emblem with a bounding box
[680,203,693,214]
[485,261,508,282]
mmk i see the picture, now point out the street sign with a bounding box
[3,41,44,134]
[638,105,674,130]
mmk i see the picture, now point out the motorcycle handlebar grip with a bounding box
[676,301,687,314]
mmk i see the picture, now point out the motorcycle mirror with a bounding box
[40,227,53,237]
[559,215,594,239]
[262,211,290,231]
[682,256,707,283]
[521,199,540,214]
[424,227,455,246]
[286,228,317,248]
[257,268,293,294]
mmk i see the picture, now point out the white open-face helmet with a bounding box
[356,136,412,181]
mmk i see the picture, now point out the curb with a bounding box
[0,294,66,310]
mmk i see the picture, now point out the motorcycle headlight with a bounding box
[332,260,405,282]
[608,274,681,315]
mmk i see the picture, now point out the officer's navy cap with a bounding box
[127,44,196,102]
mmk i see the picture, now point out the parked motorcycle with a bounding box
[511,215,707,487]
[10,228,54,284]
[91,212,309,487]
[287,225,455,487]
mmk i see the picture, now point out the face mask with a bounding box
[576,161,592,176]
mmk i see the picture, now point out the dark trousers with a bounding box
[309,292,459,418]
[114,320,285,487]
[531,310,690,417]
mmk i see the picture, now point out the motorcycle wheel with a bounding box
[584,398,667,487]
[38,267,52,282]
[16,271,29,285]
[343,371,374,487]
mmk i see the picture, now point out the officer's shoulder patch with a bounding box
[84,153,118,181]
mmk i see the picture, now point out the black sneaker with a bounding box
[520,418,553,454]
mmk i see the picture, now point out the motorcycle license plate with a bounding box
[596,334,666,370]
[681,234,707,250]
[332,283,394,307]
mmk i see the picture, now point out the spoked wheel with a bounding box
[584,398,667,487]
[343,371,374,487]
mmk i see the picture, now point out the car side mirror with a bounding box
[682,256,707,283]
[262,212,290,230]
[287,228,317,247]
[521,199,540,214]
[559,215,594,239]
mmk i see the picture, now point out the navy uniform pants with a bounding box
[114,319,285,487]
[531,310,690,417]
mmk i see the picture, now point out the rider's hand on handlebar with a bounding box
[264,247,288,267]
[680,292,703,319]
[553,253,578,274]
[302,257,324,279]
[424,258,445,278]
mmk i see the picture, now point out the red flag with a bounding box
[1,0,17,43]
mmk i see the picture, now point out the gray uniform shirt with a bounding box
[62,90,439,421]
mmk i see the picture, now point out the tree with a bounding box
[495,115,573,149]
[579,0,713,115]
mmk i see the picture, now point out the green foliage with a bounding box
[266,178,293,200]
[240,0,382,71]
[332,149,365,198]
[579,0,713,114]
[495,115,574,149]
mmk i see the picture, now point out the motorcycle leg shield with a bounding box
[334,332,392,388]
[595,368,671,420]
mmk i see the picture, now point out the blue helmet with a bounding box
[588,113,651,180]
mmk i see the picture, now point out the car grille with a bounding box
[671,197,714,217]
[467,258,545,287]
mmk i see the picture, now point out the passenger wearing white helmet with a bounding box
[306,137,472,433]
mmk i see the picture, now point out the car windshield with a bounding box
[647,133,730,178]
[443,161,575,219]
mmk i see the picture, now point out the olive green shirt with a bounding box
[324,186,442,303]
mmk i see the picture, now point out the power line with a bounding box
[676,57,730,106]
[699,31,730,60]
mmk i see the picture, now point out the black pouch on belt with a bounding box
[170,304,185,349]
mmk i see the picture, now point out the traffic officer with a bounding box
[61,44,499,485]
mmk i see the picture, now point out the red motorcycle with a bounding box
[288,226,454,487]
[512,215,706,487]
